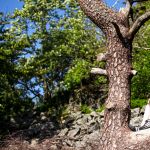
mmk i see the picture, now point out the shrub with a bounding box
[131,99,147,109]
[96,105,105,112]
[80,104,92,114]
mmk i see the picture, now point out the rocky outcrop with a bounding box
[57,111,103,149]
[3,106,146,150]
[130,107,144,126]
[56,106,145,149]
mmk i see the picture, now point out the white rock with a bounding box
[10,117,16,124]
[50,145,58,150]
[41,116,47,121]
[30,139,38,147]
[40,112,46,116]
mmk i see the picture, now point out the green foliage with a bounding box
[132,49,150,99]
[0,12,35,137]
[131,99,147,109]
[7,0,105,107]
[65,60,90,89]
[53,106,70,122]
[80,104,92,114]
[96,105,105,112]
[131,1,150,99]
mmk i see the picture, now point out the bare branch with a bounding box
[125,0,131,17]
[18,81,41,100]
[91,68,107,75]
[78,0,120,32]
[96,53,107,61]
[119,0,131,19]
[134,46,150,50]
[128,11,150,39]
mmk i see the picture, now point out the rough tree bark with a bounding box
[78,0,150,149]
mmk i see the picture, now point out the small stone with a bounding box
[87,115,92,121]
[41,116,47,121]
[131,108,140,118]
[10,117,16,124]
[64,117,74,126]
[76,118,84,125]
[76,115,88,125]
[90,111,98,117]
[32,119,38,124]
[65,139,73,146]
[89,123,99,133]
[50,145,58,150]
[67,128,80,138]
[30,139,38,147]
[47,121,55,129]
[23,140,29,145]
[58,128,68,136]
[73,112,82,119]
[40,112,45,116]
[100,110,104,117]
[33,106,37,110]
[130,116,143,126]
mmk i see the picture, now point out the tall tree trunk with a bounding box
[100,33,132,149]
[78,0,150,149]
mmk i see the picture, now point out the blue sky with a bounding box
[0,0,124,14]
[0,0,23,14]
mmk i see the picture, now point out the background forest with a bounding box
[0,0,150,138]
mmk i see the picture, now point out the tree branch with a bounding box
[18,81,41,100]
[96,53,108,61]
[119,0,131,19]
[134,46,150,50]
[91,68,107,75]
[78,0,120,32]
[128,12,150,39]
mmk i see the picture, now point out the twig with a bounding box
[134,46,150,50]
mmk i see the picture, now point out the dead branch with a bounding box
[91,68,107,75]
[96,53,107,61]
